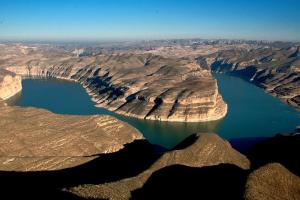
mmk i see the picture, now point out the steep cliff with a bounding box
[0,56,144,171]
[0,69,22,100]
[3,48,227,122]
[204,46,300,109]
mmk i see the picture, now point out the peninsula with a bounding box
[1,43,228,122]
[0,40,300,200]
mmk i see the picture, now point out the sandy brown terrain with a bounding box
[0,43,228,122]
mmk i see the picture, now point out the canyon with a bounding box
[0,40,300,199]
[0,69,143,171]
[206,45,300,109]
[2,40,300,118]
[1,44,227,122]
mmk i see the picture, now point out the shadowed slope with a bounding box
[131,164,248,200]
[245,163,300,200]
[0,139,160,200]
[246,134,300,176]
[69,133,250,199]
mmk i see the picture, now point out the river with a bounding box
[8,73,300,149]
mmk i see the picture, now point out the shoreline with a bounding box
[17,74,229,123]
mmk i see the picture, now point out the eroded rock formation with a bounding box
[0,69,144,171]
[0,41,299,199]
[205,46,300,109]
[0,101,143,171]
[245,163,300,200]
[68,133,250,199]
[0,126,299,200]
[0,43,227,122]
[0,68,22,100]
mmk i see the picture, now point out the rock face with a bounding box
[69,133,250,199]
[0,68,22,100]
[148,133,250,170]
[0,43,227,122]
[206,46,300,109]
[1,41,300,199]
[0,102,143,171]
[245,163,300,200]
[0,64,143,171]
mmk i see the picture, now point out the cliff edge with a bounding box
[0,68,22,100]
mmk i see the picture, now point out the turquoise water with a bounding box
[8,74,300,149]
[214,73,300,138]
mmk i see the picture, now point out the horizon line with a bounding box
[0,37,299,44]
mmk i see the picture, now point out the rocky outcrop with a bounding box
[0,42,300,199]
[0,54,143,171]
[245,163,300,200]
[68,133,300,200]
[0,68,22,100]
[0,102,143,171]
[68,133,250,199]
[206,46,300,109]
[0,128,299,200]
[0,44,227,122]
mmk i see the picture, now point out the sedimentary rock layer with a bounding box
[0,68,22,100]
[1,44,227,122]
[69,133,250,199]
[204,46,300,109]
[0,57,143,171]
[0,102,142,171]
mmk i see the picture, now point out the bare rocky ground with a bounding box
[205,46,300,109]
[0,132,299,200]
[0,43,228,122]
[68,133,250,200]
[0,69,143,171]
[0,68,22,100]
[0,40,300,199]
[245,163,300,200]
[0,102,143,171]
[1,39,299,112]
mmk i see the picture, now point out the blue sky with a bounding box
[0,0,300,41]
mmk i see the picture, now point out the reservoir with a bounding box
[8,74,300,149]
